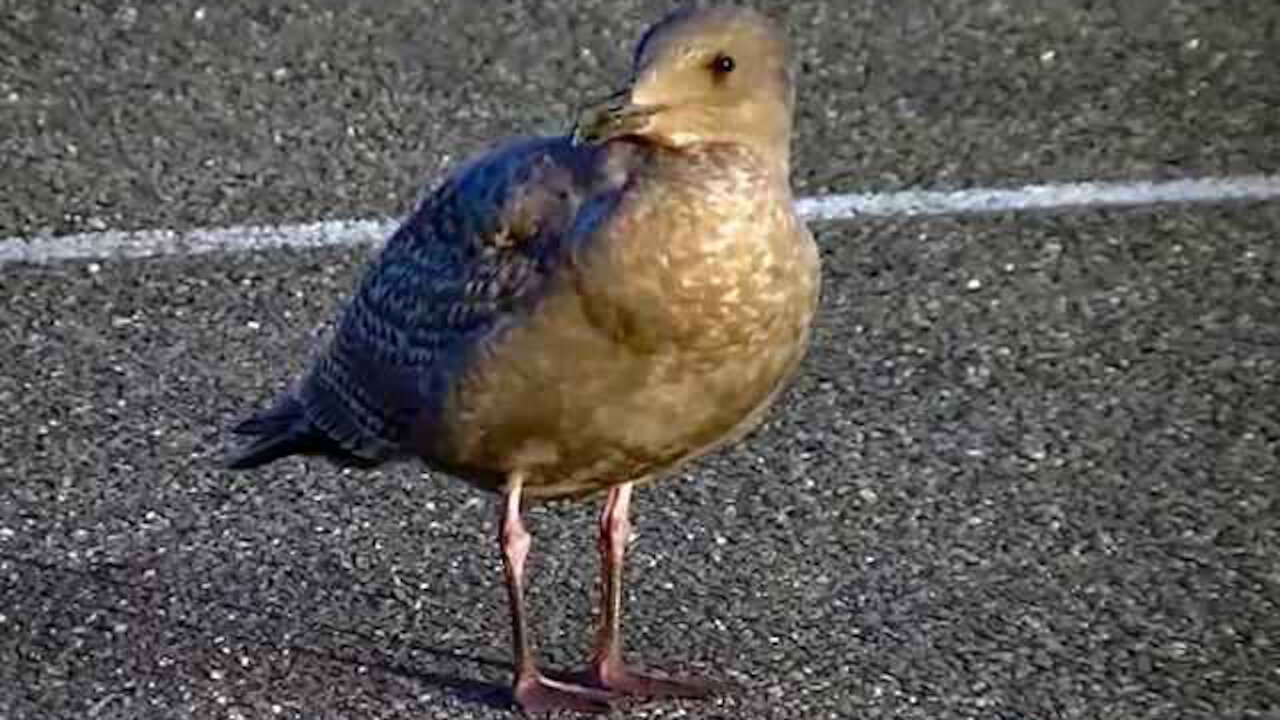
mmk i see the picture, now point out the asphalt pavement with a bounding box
[2,1,1278,719]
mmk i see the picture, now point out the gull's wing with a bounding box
[228,137,628,469]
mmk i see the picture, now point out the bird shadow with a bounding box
[3,553,516,711]
[297,642,513,711]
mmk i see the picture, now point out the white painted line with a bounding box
[794,174,1280,221]
[3,174,1278,267]
[0,218,394,267]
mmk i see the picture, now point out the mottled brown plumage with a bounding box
[229,5,819,713]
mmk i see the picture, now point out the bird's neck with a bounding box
[642,141,792,195]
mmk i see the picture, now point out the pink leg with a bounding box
[500,473,615,714]
[586,482,719,700]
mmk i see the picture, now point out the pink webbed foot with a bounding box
[514,672,617,714]
[586,654,722,700]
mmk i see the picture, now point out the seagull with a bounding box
[228,5,820,713]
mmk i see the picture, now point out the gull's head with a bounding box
[574,6,795,162]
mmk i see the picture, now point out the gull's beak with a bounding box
[572,89,667,146]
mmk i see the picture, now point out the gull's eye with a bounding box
[711,54,736,75]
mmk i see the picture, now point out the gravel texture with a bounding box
[2,1,1278,718]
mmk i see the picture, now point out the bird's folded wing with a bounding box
[299,137,608,462]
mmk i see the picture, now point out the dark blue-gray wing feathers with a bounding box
[227,137,597,470]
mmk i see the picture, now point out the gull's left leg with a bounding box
[583,481,719,699]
